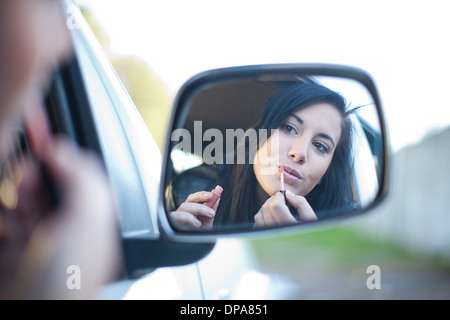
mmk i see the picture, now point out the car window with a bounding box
[71,15,161,237]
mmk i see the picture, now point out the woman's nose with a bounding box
[288,137,308,164]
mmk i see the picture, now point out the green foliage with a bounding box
[250,225,449,271]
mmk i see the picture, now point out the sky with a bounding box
[76,0,450,151]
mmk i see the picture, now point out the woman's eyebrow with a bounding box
[289,114,336,148]
[317,133,336,148]
[290,114,304,124]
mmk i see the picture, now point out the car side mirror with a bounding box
[158,64,390,240]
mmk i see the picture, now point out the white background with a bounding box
[77,0,450,151]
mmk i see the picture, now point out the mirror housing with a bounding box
[158,64,390,241]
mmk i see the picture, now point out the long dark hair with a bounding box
[214,82,355,228]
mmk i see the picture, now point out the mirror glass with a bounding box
[164,71,385,233]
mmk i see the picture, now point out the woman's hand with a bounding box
[170,191,219,231]
[253,189,317,228]
[1,138,121,299]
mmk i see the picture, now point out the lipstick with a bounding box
[204,185,223,208]
[280,167,287,204]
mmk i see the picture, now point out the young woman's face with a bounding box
[253,102,343,199]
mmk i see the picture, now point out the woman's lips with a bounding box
[280,166,302,182]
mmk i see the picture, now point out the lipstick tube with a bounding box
[204,185,223,208]
[280,167,287,205]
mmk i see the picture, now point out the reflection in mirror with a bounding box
[165,73,383,232]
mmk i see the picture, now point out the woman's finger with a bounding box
[177,202,216,219]
[260,197,277,227]
[285,190,318,222]
[185,191,212,204]
[260,193,295,227]
[268,192,297,226]
[169,211,202,229]
[253,209,265,228]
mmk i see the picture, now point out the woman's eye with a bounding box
[313,142,329,154]
[281,123,297,134]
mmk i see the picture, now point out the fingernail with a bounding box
[207,208,215,217]
[203,192,212,199]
